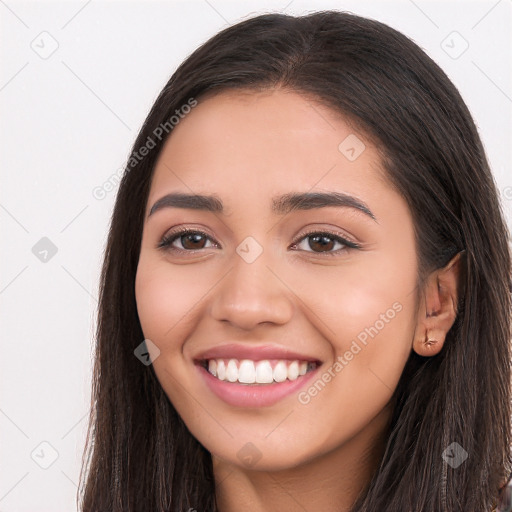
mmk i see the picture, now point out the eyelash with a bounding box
[157,227,361,256]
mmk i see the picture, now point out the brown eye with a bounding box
[291,231,360,256]
[158,229,216,252]
[180,232,208,250]
[307,234,336,252]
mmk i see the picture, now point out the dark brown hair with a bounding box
[78,10,512,512]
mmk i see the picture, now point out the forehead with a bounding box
[148,88,391,215]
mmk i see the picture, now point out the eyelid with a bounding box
[157,224,361,255]
[291,226,360,248]
[157,226,219,251]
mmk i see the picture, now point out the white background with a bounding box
[1,0,511,510]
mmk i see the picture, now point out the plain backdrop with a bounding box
[1,0,511,510]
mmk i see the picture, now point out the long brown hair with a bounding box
[78,10,512,511]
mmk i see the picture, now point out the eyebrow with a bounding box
[148,191,377,222]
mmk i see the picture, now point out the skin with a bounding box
[134,88,463,511]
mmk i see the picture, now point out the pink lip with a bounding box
[194,343,321,363]
[196,363,321,408]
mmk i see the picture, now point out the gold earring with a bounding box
[424,331,436,346]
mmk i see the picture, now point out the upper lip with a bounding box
[194,343,322,363]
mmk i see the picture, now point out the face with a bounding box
[135,89,419,471]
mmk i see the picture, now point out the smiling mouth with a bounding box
[198,358,320,385]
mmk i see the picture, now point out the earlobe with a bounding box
[412,250,466,357]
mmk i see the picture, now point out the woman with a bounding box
[78,10,512,512]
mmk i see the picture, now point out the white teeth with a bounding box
[226,359,238,382]
[217,360,226,380]
[206,358,316,384]
[208,359,217,377]
[273,361,288,382]
[255,360,273,383]
[287,361,299,381]
[238,359,256,384]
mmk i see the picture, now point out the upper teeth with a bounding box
[207,359,315,384]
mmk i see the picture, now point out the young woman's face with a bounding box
[135,89,420,471]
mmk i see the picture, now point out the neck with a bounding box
[212,401,393,512]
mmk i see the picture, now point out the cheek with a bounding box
[301,253,417,389]
[293,253,416,346]
[134,255,207,348]
[134,256,211,410]
[292,272,415,447]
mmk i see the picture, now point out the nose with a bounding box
[209,248,294,331]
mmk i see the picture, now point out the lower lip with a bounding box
[196,363,321,408]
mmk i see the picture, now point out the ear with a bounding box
[413,251,466,357]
